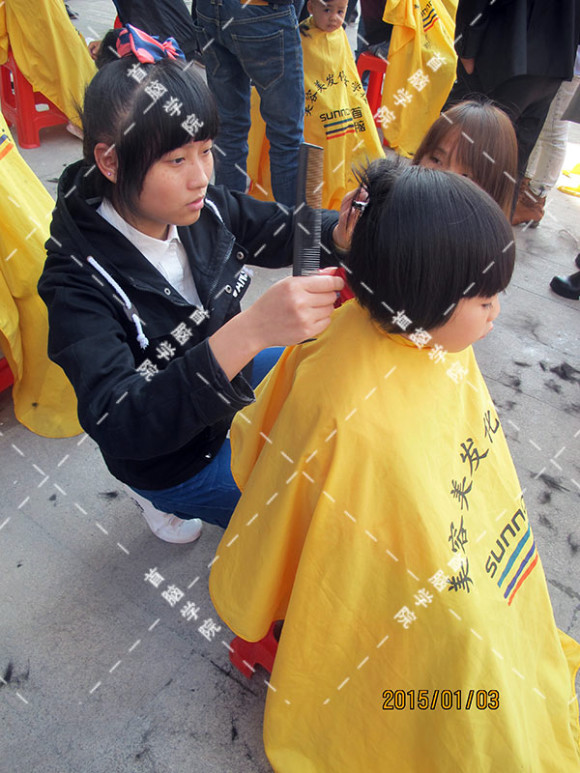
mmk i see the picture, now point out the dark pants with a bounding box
[131,347,284,529]
[446,63,562,179]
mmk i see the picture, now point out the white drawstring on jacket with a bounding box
[87,256,149,350]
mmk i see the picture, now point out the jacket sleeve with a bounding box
[208,186,341,269]
[38,256,253,461]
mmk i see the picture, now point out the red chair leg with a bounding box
[229,621,281,678]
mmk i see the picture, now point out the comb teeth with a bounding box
[303,146,324,209]
[293,143,324,277]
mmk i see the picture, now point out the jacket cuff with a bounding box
[189,339,255,418]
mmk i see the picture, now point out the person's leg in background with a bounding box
[196,0,304,206]
[512,75,580,226]
[466,74,562,215]
[195,1,253,193]
[244,5,304,207]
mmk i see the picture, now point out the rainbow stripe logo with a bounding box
[496,521,539,606]
[0,132,14,161]
[323,117,355,140]
[423,6,438,32]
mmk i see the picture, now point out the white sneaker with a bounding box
[123,486,203,544]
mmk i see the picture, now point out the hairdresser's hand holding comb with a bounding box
[333,187,369,253]
[209,270,344,382]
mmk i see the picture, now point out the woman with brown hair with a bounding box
[413,99,518,217]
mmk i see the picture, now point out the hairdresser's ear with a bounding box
[94,142,119,183]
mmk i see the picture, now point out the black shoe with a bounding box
[575,253,580,269]
[65,3,78,19]
[550,270,580,300]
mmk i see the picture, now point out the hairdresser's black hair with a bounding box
[347,157,515,333]
[82,57,219,215]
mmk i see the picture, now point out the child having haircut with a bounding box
[39,33,347,544]
[209,158,580,771]
[246,0,384,211]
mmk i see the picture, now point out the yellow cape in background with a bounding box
[0,122,81,437]
[247,19,384,210]
[211,300,580,772]
[379,0,457,157]
[0,0,95,127]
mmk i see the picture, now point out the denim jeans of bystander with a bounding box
[195,0,304,207]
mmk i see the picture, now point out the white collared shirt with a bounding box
[97,198,202,307]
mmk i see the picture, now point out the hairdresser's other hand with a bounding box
[333,187,368,252]
[460,57,475,75]
[248,271,345,347]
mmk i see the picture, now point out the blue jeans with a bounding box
[131,347,283,529]
[195,0,304,206]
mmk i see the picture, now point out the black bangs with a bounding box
[347,160,516,334]
[124,59,219,150]
[115,59,219,211]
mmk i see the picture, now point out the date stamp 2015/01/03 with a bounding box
[382,689,500,711]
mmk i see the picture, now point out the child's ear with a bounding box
[94,142,119,183]
[306,0,313,13]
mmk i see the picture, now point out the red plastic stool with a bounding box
[0,50,68,149]
[357,51,388,130]
[0,358,14,392]
[229,621,280,678]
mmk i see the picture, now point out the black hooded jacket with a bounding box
[39,160,340,490]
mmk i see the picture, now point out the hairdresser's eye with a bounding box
[203,144,213,156]
[429,155,441,166]
[482,302,493,309]
[167,155,186,165]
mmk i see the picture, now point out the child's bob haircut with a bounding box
[413,100,517,217]
[82,57,219,214]
[347,157,516,334]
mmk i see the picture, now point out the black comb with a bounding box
[293,143,324,277]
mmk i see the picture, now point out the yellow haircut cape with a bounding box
[0,123,80,437]
[210,301,580,772]
[379,0,457,157]
[0,0,95,128]
[247,19,384,210]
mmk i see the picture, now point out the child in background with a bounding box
[246,0,384,211]
[413,99,518,217]
[210,158,580,771]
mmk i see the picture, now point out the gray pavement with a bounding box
[1,1,579,771]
